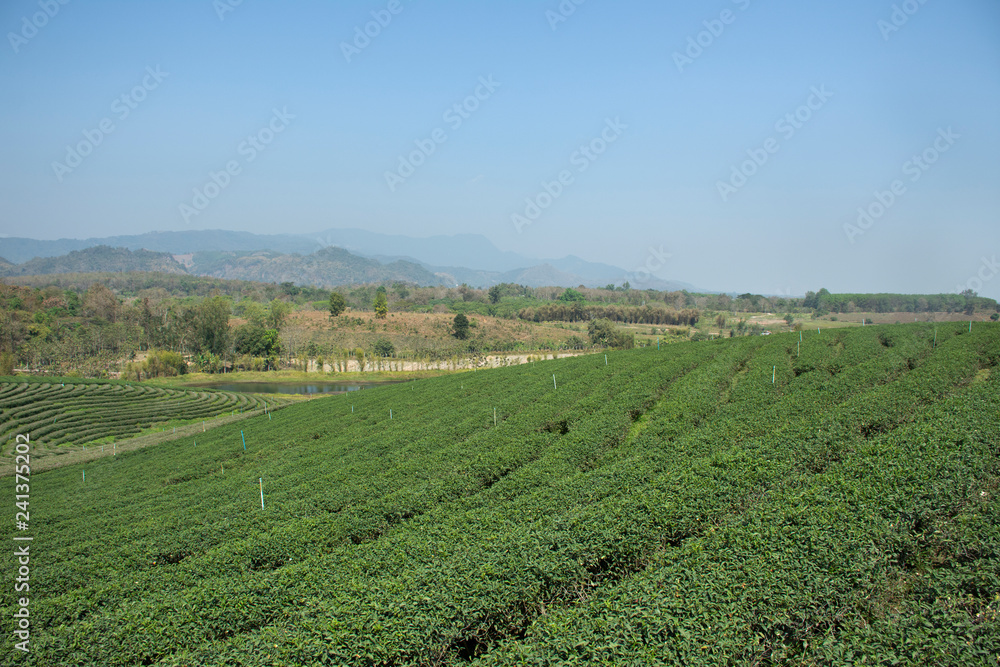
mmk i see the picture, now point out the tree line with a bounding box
[516,303,700,326]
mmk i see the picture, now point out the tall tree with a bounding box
[328,292,346,318]
[267,299,292,330]
[195,296,231,356]
[82,283,119,323]
[373,286,388,319]
[452,313,469,340]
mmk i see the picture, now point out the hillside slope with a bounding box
[1,323,998,666]
[187,246,442,287]
[0,246,187,277]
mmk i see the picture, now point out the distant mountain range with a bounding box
[0,229,699,291]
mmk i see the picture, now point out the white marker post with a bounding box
[494,408,497,426]
[605,355,608,366]
[259,478,264,510]
[390,409,393,420]
[553,374,557,390]
[772,366,776,384]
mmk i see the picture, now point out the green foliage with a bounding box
[373,338,395,357]
[0,323,999,664]
[373,288,388,319]
[125,350,187,380]
[587,318,634,349]
[266,299,291,330]
[520,303,699,326]
[488,285,502,304]
[453,312,470,339]
[328,291,347,318]
[233,325,281,359]
[558,287,586,303]
[0,378,274,454]
[195,296,231,356]
[238,300,268,328]
[805,288,995,314]
[0,351,13,376]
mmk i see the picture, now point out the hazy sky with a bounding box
[1,0,998,297]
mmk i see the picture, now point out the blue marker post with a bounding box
[241,431,246,452]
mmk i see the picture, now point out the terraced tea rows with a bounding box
[0,380,278,459]
[0,323,997,666]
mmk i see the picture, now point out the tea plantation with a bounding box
[0,379,277,466]
[1,323,998,665]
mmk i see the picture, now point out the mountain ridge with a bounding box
[0,229,698,290]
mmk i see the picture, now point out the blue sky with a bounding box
[1,0,998,297]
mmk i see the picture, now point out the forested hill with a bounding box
[0,246,187,277]
[0,245,443,287]
[185,246,442,287]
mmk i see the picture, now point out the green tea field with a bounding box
[0,379,284,473]
[1,323,998,665]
